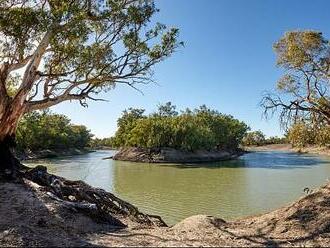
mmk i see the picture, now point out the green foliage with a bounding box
[0,0,182,110]
[16,110,93,151]
[262,30,330,126]
[152,102,178,117]
[315,126,330,147]
[264,136,287,145]
[242,131,266,146]
[112,103,249,151]
[242,131,287,146]
[89,137,116,148]
[287,122,330,148]
[112,108,146,148]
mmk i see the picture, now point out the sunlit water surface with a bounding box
[25,150,330,225]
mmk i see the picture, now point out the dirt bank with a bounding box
[113,147,243,163]
[245,144,330,157]
[1,177,330,247]
[17,148,95,161]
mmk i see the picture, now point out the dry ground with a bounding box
[245,144,330,157]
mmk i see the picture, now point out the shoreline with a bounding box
[17,147,95,161]
[112,147,244,163]
[4,145,330,246]
[244,144,330,157]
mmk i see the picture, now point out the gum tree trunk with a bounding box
[0,99,25,178]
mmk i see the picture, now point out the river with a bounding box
[24,150,330,225]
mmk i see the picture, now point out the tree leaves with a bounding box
[16,110,93,151]
[112,104,249,151]
[262,30,330,127]
[0,0,182,112]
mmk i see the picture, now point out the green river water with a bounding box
[25,150,330,225]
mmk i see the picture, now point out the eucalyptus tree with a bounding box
[261,31,330,127]
[154,101,178,117]
[112,104,249,151]
[0,0,181,175]
[242,130,266,146]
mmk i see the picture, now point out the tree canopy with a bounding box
[261,31,330,127]
[242,130,287,146]
[0,0,181,141]
[242,131,266,146]
[16,110,93,151]
[287,122,330,148]
[112,103,249,151]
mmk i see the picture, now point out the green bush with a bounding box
[287,122,317,147]
[242,131,287,146]
[315,126,330,147]
[242,131,266,146]
[287,123,330,148]
[112,103,249,151]
[16,110,93,151]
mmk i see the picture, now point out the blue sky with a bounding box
[52,0,330,138]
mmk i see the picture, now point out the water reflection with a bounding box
[166,151,329,170]
[112,160,249,224]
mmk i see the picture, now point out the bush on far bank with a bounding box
[242,130,287,146]
[287,122,330,148]
[112,103,249,152]
[16,110,93,151]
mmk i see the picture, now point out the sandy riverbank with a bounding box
[245,144,330,157]
[17,148,95,161]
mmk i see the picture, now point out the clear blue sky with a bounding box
[52,0,330,138]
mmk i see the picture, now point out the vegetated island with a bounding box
[110,103,249,163]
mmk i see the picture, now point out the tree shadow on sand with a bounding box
[0,180,124,247]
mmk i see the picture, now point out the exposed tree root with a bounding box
[23,165,167,228]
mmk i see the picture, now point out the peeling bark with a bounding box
[0,98,26,177]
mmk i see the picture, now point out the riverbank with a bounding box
[113,147,243,163]
[17,148,95,161]
[245,144,330,157]
[1,176,330,247]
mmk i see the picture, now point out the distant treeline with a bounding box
[110,102,249,151]
[242,123,330,148]
[89,137,115,149]
[16,111,93,151]
[20,108,328,153]
[242,131,287,146]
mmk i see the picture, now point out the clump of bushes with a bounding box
[242,131,266,146]
[16,110,93,151]
[112,103,249,151]
[89,137,116,149]
[287,122,330,148]
[242,130,287,146]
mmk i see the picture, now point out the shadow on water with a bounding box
[162,151,330,170]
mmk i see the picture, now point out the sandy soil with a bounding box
[1,177,330,247]
[245,144,330,157]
